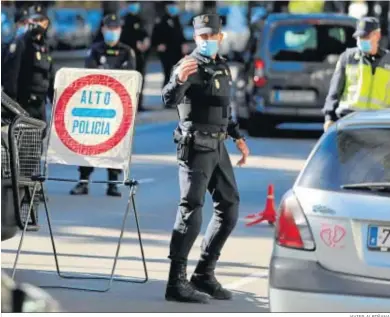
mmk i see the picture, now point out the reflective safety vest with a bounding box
[341,50,390,110]
[288,0,325,14]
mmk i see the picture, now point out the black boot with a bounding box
[191,258,232,300]
[165,261,210,303]
[70,183,88,195]
[106,184,121,197]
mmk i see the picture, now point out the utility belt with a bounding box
[173,128,227,161]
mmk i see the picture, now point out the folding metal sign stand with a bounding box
[12,176,148,292]
[11,70,148,292]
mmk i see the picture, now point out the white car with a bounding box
[269,110,390,312]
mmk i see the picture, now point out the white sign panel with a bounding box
[46,68,142,174]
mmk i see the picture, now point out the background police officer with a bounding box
[162,14,250,303]
[120,1,150,111]
[151,1,188,94]
[323,17,390,131]
[1,7,30,67]
[70,14,137,197]
[2,4,54,130]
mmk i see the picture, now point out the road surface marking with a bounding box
[225,270,269,290]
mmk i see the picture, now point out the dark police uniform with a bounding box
[1,8,30,67]
[151,2,186,89]
[323,17,390,122]
[70,14,137,197]
[120,2,149,110]
[162,14,244,304]
[1,5,54,134]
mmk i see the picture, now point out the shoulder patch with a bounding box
[9,43,17,53]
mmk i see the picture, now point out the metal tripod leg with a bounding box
[39,182,148,292]
[11,182,40,279]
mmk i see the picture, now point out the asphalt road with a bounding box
[1,56,324,313]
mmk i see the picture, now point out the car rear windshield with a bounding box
[269,22,356,62]
[298,127,390,192]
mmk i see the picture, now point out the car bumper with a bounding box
[269,288,390,313]
[255,105,323,117]
[269,257,390,312]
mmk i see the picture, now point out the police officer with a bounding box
[323,17,390,131]
[120,1,150,111]
[151,1,188,92]
[70,14,137,197]
[2,4,54,128]
[1,7,30,67]
[162,14,250,303]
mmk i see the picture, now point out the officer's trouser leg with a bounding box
[79,166,94,180]
[166,149,217,303]
[107,169,122,197]
[136,54,146,110]
[161,57,175,88]
[191,142,239,300]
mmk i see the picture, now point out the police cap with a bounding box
[28,4,48,21]
[193,14,222,36]
[102,13,122,28]
[353,17,381,38]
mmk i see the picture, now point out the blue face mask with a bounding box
[128,3,140,14]
[16,25,28,37]
[103,30,121,44]
[197,39,219,57]
[357,38,372,53]
[167,5,179,16]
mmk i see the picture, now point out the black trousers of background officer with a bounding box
[160,52,182,87]
[78,166,121,182]
[23,96,47,138]
[169,137,240,269]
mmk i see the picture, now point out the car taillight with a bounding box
[253,59,266,87]
[276,192,315,251]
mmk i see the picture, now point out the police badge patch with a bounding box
[100,56,106,64]
[134,23,139,29]
[215,79,220,89]
[9,43,16,53]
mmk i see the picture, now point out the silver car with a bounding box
[269,110,390,312]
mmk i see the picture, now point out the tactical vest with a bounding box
[30,42,51,97]
[340,50,390,111]
[288,0,325,14]
[177,58,232,132]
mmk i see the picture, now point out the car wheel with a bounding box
[248,114,276,137]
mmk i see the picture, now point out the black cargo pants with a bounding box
[78,166,121,182]
[169,138,240,263]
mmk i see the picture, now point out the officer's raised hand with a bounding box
[177,56,198,83]
[236,138,249,167]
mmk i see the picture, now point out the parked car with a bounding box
[48,8,93,50]
[233,13,357,136]
[269,110,390,312]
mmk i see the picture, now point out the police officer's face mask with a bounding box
[103,28,121,45]
[166,5,180,16]
[357,38,372,53]
[196,39,219,57]
[128,3,140,14]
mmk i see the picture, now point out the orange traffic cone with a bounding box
[246,184,277,227]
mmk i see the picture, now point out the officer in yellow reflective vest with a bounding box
[288,0,325,14]
[323,17,390,131]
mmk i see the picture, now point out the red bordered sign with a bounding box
[54,74,133,156]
